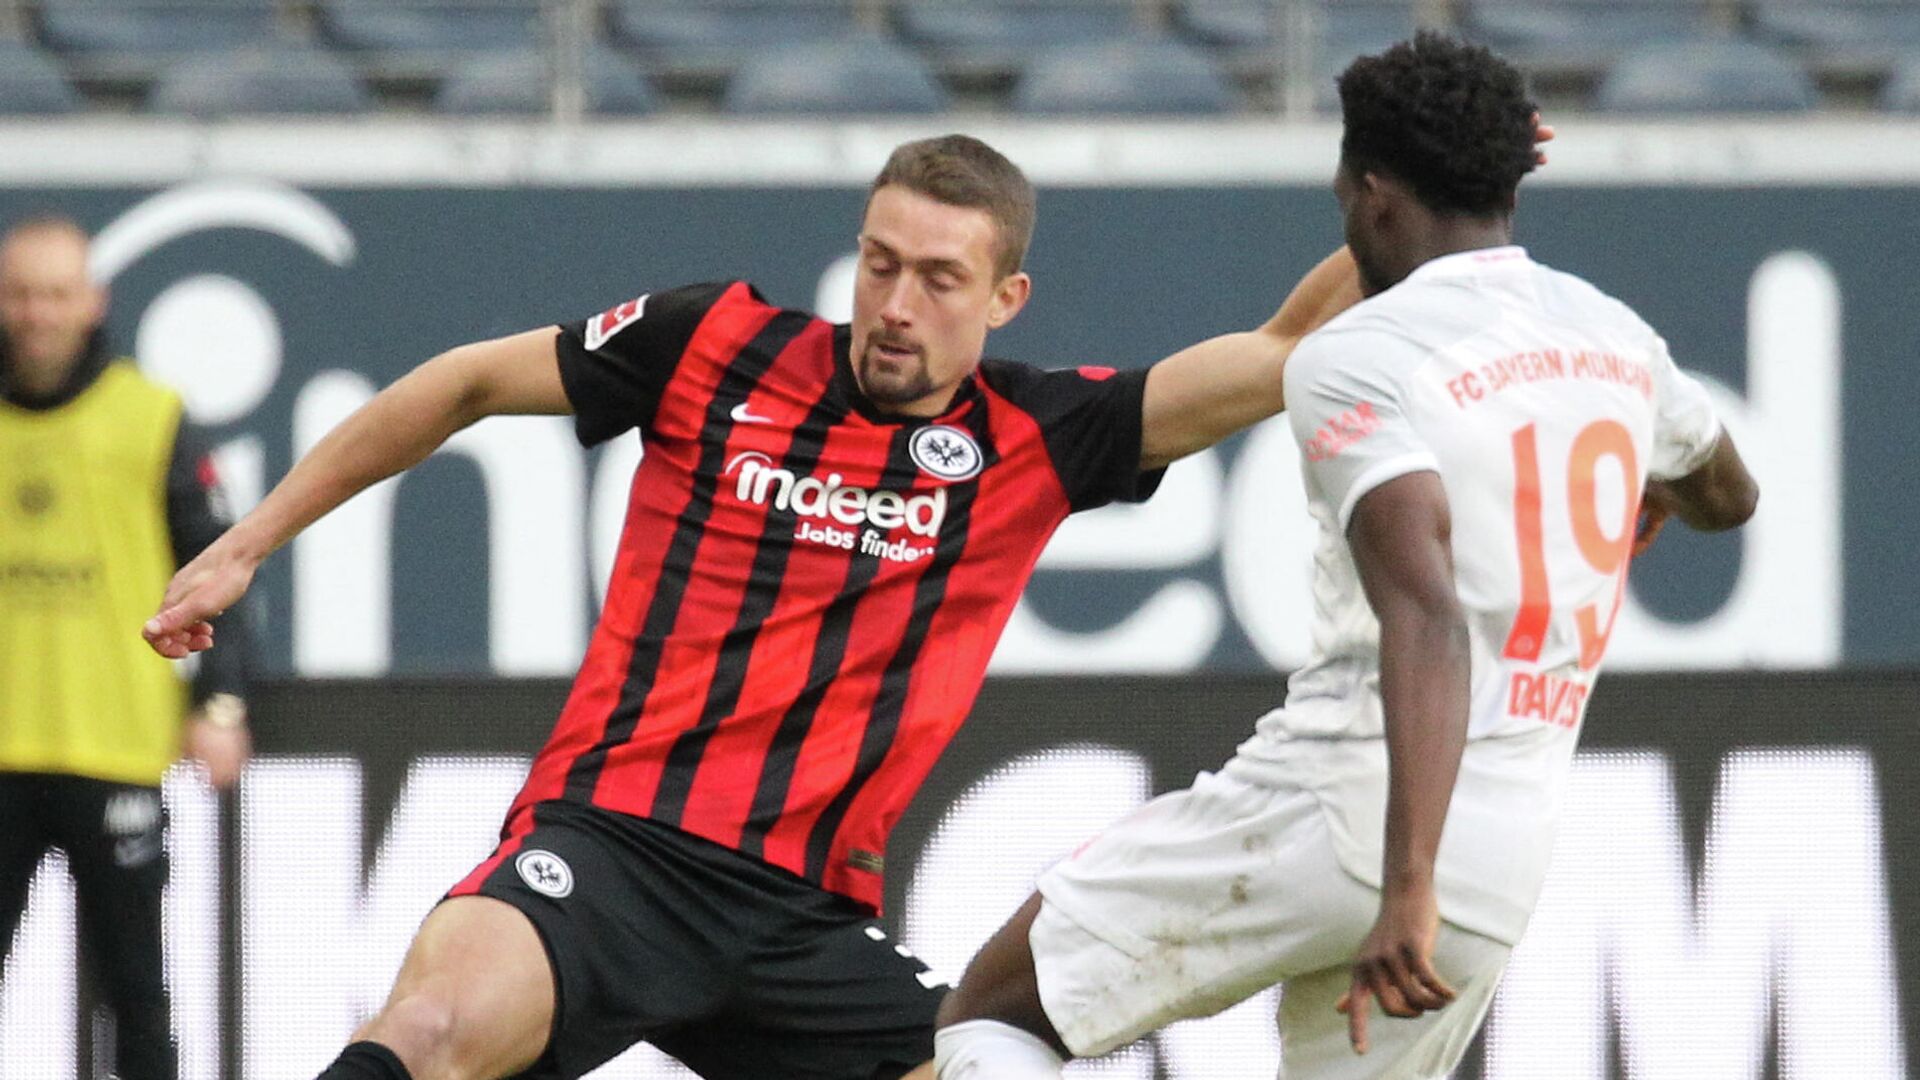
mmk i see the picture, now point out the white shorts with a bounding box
[1032,769,1510,1079]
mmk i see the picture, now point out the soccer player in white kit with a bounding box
[932,33,1759,1080]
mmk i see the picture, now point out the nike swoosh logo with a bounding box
[731,403,774,424]
[114,837,163,868]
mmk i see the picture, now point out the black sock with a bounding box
[315,1041,413,1080]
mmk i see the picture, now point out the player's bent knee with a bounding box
[934,984,973,1029]
[938,896,1054,1041]
[358,993,460,1076]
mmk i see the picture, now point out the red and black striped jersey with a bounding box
[506,281,1162,911]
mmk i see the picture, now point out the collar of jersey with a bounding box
[1404,245,1532,285]
[828,321,984,427]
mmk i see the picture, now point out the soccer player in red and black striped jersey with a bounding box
[144,135,1361,1080]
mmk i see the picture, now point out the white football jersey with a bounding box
[1227,247,1722,944]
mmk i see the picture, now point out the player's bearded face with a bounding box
[852,186,1030,417]
[858,324,936,407]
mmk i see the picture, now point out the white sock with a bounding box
[934,1019,1065,1079]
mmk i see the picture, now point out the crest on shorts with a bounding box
[515,849,575,898]
[909,425,982,482]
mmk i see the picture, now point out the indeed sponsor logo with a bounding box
[724,452,948,539]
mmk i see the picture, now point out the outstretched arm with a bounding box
[142,328,570,658]
[1137,247,1364,470]
[1336,470,1470,1055]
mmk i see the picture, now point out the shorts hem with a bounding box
[1027,901,1131,1059]
[1034,872,1154,961]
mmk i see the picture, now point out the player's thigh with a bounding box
[364,895,555,1077]
[447,804,763,1078]
[661,903,945,1080]
[1278,927,1509,1080]
[1030,770,1370,1056]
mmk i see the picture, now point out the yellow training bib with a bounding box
[0,362,189,785]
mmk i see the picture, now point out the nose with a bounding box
[878,273,914,328]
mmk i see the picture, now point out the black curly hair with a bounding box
[1336,32,1538,215]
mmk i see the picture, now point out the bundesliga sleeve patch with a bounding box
[584,293,649,351]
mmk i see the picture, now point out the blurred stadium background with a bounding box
[0,1,1916,1078]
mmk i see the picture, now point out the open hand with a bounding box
[143,540,258,659]
[1336,884,1457,1055]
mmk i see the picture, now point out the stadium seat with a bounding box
[0,42,83,113]
[435,49,659,115]
[723,37,948,114]
[1323,2,1422,56]
[1596,40,1818,112]
[37,0,285,60]
[1883,52,1920,111]
[1173,0,1274,49]
[148,47,373,115]
[319,1,542,57]
[610,1,861,80]
[1173,1,1417,54]
[1012,39,1236,114]
[1313,6,1427,110]
[1464,0,1726,77]
[1751,2,1920,74]
[896,0,1143,71]
[1170,2,1418,104]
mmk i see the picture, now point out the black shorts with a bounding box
[450,800,945,1080]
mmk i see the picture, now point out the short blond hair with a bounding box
[870,135,1035,279]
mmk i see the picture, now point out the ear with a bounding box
[86,281,109,330]
[1357,170,1390,214]
[985,271,1031,330]
[1361,170,1420,233]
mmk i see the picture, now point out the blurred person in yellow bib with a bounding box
[0,214,253,1080]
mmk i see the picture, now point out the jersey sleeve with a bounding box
[1644,331,1723,481]
[554,281,732,446]
[989,362,1165,513]
[1284,327,1439,532]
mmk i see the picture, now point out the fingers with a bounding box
[1370,958,1413,1018]
[1633,505,1670,558]
[1531,111,1556,166]
[1342,948,1457,1056]
[1339,982,1372,1055]
[145,620,215,659]
[1406,950,1458,1010]
[143,606,193,644]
